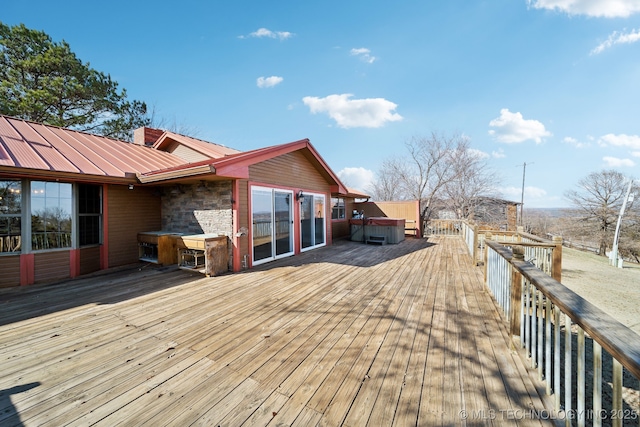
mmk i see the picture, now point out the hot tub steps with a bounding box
[366,235,386,245]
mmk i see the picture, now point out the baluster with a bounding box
[538,290,543,380]
[531,286,537,369]
[520,278,526,349]
[612,359,622,427]
[565,314,572,427]
[545,296,552,395]
[554,306,561,411]
[578,328,585,427]
[525,281,531,357]
[593,341,602,427]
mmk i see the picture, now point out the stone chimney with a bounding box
[133,127,164,146]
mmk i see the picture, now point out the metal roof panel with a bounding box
[0,118,50,170]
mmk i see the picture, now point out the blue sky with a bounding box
[3,0,640,208]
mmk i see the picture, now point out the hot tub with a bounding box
[349,217,406,244]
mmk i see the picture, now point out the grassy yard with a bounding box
[561,246,640,334]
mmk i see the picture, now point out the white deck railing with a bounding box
[481,240,640,426]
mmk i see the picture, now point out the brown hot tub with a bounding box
[349,217,405,244]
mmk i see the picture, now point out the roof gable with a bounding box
[138,138,348,194]
[153,131,241,160]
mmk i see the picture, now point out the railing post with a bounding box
[484,232,492,282]
[552,236,563,282]
[472,223,479,266]
[516,225,524,242]
[510,246,524,340]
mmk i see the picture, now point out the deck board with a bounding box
[0,236,555,426]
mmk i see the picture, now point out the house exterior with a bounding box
[432,197,520,231]
[0,116,357,287]
[469,197,520,231]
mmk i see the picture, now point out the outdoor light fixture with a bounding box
[296,190,304,202]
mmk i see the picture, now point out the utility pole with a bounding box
[519,162,532,227]
[610,178,634,268]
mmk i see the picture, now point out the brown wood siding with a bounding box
[249,152,330,192]
[34,251,70,283]
[246,151,333,256]
[332,198,359,239]
[0,256,20,288]
[107,185,161,267]
[79,246,101,276]
[332,220,349,239]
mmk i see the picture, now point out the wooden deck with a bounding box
[0,237,555,426]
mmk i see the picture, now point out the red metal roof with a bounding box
[0,115,349,194]
[0,116,186,179]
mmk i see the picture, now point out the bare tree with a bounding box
[441,141,501,221]
[147,104,201,137]
[397,133,460,225]
[371,132,500,227]
[369,158,406,201]
[565,170,637,256]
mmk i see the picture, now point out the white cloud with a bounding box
[256,76,284,88]
[603,156,636,167]
[632,151,640,158]
[468,148,490,159]
[528,0,640,17]
[563,136,588,148]
[239,28,294,40]
[337,167,375,192]
[488,109,551,144]
[599,133,640,149]
[502,185,548,199]
[302,94,403,129]
[591,29,640,55]
[492,148,506,158]
[350,48,377,64]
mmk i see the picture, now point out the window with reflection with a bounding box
[31,181,72,250]
[0,180,22,253]
[331,197,345,219]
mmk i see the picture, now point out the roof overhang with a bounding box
[0,166,138,185]
[137,163,217,184]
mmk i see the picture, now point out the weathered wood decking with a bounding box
[0,237,554,426]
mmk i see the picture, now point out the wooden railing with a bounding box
[482,240,640,426]
[430,220,563,273]
[424,219,462,236]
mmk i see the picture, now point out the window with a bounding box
[78,184,102,246]
[31,181,72,250]
[331,197,345,220]
[0,180,22,253]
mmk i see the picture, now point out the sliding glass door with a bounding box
[252,187,293,265]
[300,193,325,251]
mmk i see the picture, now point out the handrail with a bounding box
[481,239,640,425]
[515,258,640,380]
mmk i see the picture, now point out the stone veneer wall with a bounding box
[161,181,233,237]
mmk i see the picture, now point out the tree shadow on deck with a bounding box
[241,237,556,425]
[254,237,438,271]
[0,238,435,327]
